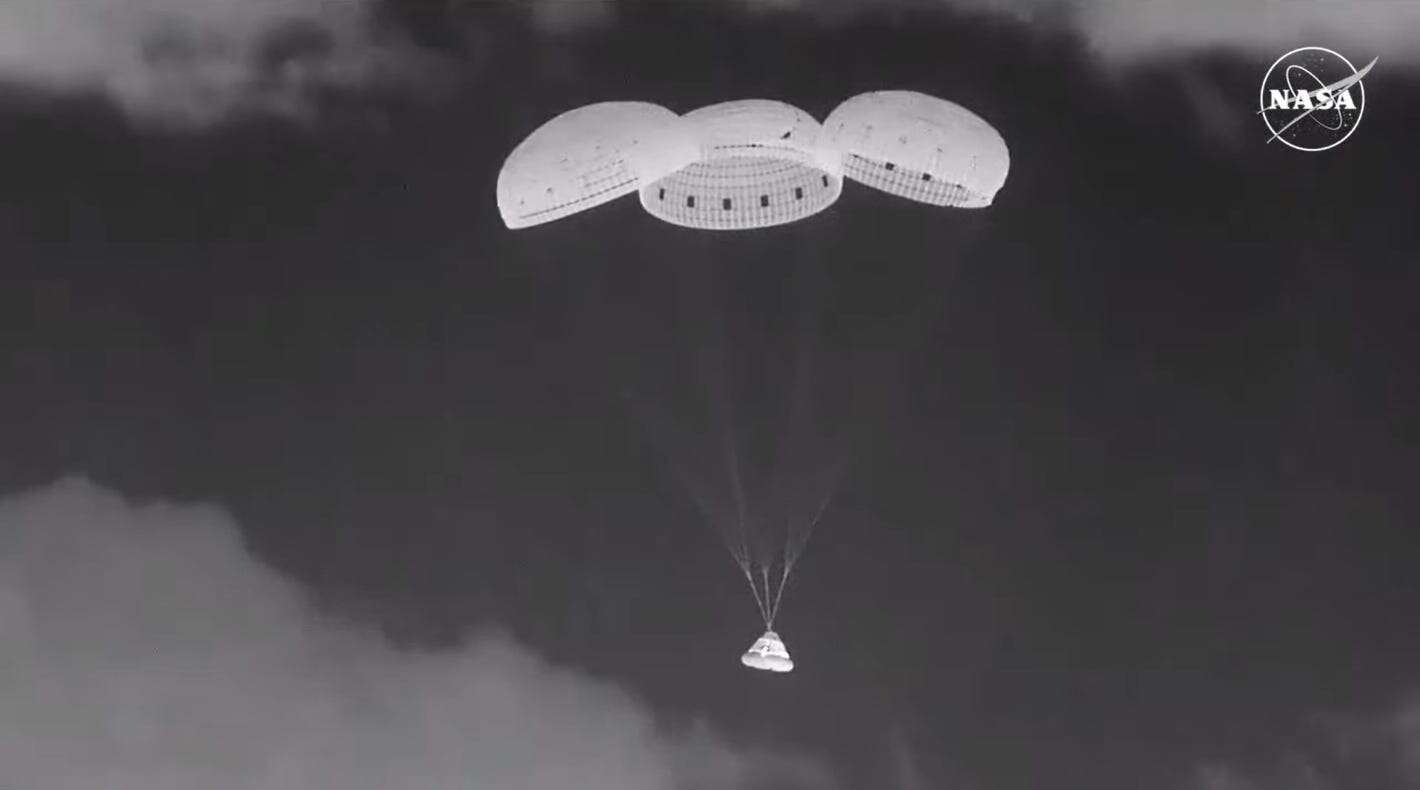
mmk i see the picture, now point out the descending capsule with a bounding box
[741,630,794,673]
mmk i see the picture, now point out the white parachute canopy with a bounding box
[823,90,1010,208]
[639,99,844,231]
[498,92,1011,230]
[741,630,794,673]
[497,102,699,229]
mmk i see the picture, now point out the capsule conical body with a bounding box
[741,630,794,672]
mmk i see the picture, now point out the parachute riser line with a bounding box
[763,531,792,626]
[767,473,841,624]
[760,566,773,627]
[740,563,770,626]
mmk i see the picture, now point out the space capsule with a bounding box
[741,630,794,673]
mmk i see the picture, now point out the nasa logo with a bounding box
[1259,47,1377,151]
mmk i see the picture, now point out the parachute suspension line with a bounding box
[768,471,844,624]
[768,568,789,625]
[722,454,772,627]
[721,429,764,624]
[761,566,775,627]
[741,562,770,626]
[768,533,796,625]
[785,468,842,567]
[723,431,751,561]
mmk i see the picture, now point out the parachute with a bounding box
[822,90,1010,207]
[639,99,844,231]
[500,89,1010,673]
[497,91,1009,230]
[496,102,698,229]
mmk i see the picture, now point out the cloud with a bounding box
[0,478,833,790]
[1060,0,1417,65]
[14,0,1405,126]
[1191,694,1420,790]
[739,0,1420,66]
[1330,693,1420,786]
[526,0,619,36]
[1399,698,1420,782]
[1193,760,1332,790]
[0,0,410,127]
[1194,764,1263,790]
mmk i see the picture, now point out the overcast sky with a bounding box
[1,2,1418,790]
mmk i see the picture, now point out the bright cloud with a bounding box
[0,478,833,790]
[0,0,407,126]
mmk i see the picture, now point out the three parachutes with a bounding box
[497,90,1010,230]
